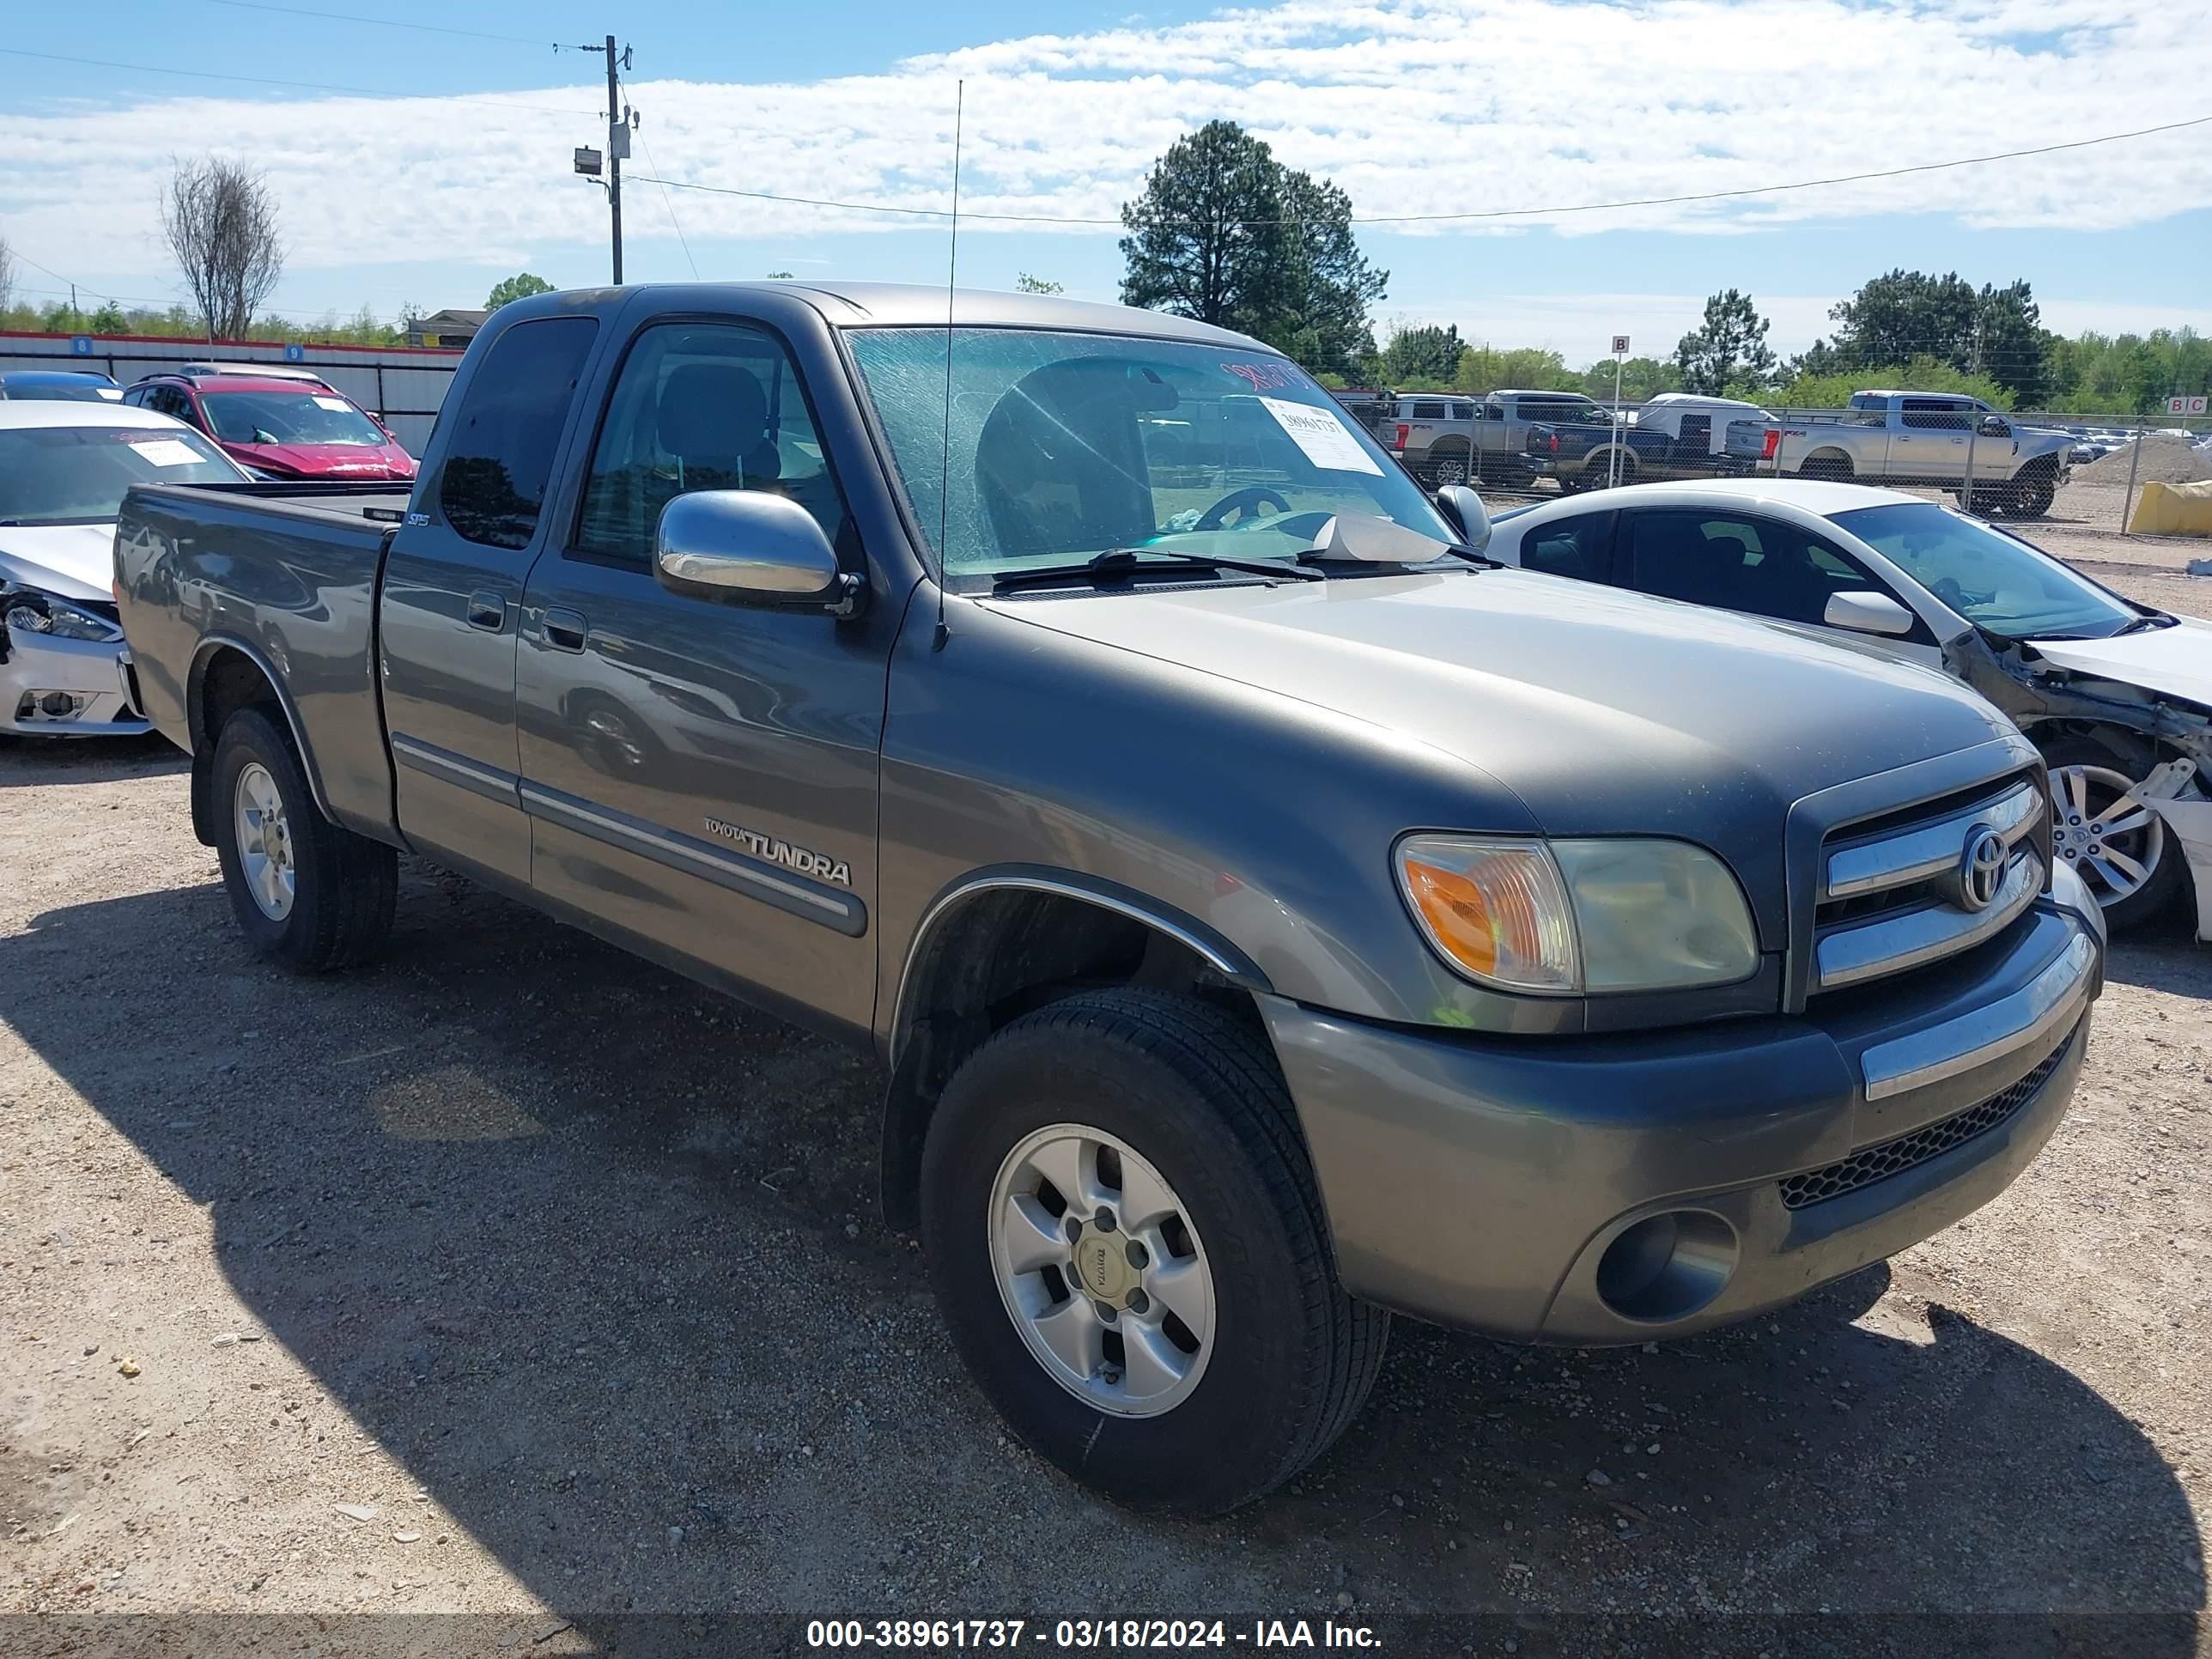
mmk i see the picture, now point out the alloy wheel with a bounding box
[2050,762,2166,908]
[988,1123,1215,1418]
[234,761,296,921]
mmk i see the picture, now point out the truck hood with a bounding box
[988,568,2021,843]
[2027,615,2212,709]
[0,522,118,603]
[222,440,416,480]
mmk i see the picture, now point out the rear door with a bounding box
[1893,398,1971,483]
[380,311,605,885]
[513,313,886,1034]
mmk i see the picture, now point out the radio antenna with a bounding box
[933,80,963,653]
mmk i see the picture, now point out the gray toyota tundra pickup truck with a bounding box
[114,283,2106,1516]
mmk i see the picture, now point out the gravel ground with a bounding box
[2,558,2208,1655]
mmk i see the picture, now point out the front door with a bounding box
[1617,509,1942,666]
[514,317,886,1033]
[381,314,604,885]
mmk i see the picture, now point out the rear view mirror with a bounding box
[1824,589,1917,638]
[1433,484,1492,555]
[655,490,864,617]
[1978,416,2009,437]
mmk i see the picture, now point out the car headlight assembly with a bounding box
[3,588,121,643]
[1397,834,1759,995]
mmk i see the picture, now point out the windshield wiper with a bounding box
[990,547,1323,592]
[2115,612,2174,634]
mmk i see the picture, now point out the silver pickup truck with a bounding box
[1729,390,2073,518]
[1381,388,1605,486]
[115,283,2105,1515]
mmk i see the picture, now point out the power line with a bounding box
[0,46,598,118]
[619,70,700,282]
[629,109,2212,229]
[185,0,564,46]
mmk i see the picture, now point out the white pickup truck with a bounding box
[1727,391,2072,519]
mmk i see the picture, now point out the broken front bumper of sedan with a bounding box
[2,622,150,736]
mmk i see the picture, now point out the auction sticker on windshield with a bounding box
[311,395,352,412]
[127,439,207,468]
[1257,397,1382,475]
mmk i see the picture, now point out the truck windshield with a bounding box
[846,328,1455,581]
[1832,501,2139,640]
[202,389,386,448]
[0,424,242,526]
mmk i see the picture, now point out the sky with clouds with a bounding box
[3,0,2209,360]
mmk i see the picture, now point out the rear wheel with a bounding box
[921,988,1388,1516]
[1426,450,1470,488]
[1802,451,1853,483]
[213,708,397,971]
[2040,734,2185,932]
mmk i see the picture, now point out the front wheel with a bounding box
[2042,735,2186,932]
[213,707,397,971]
[921,989,1388,1516]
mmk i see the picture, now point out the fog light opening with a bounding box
[1595,1210,1739,1322]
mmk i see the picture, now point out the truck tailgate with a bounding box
[115,482,404,839]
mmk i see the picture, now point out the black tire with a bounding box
[212,707,397,971]
[2039,732,2188,933]
[921,988,1389,1516]
[2008,467,2057,519]
[1802,451,1853,482]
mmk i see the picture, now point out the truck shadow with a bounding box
[1,867,2202,1636]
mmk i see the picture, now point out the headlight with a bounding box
[1397,834,1759,994]
[3,588,121,643]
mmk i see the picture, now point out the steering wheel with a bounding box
[1930,576,1973,611]
[1194,486,1291,532]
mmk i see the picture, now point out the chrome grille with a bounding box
[1810,774,2045,994]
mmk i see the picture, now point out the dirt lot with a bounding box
[3,558,2209,1655]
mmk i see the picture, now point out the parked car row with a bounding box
[6,283,2194,1519]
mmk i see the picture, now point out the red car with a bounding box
[124,369,417,482]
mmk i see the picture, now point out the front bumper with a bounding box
[2,623,149,737]
[1261,901,2101,1344]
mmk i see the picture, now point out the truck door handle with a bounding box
[544,608,588,653]
[465,592,506,632]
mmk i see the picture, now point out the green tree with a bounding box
[1120,120,1384,378]
[1811,270,2054,405]
[1381,324,1464,386]
[1674,289,1776,395]
[1014,272,1062,295]
[1779,355,2015,411]
[484,272,555,311]
[1455,345,1578,394]
[1580,356,1685,402]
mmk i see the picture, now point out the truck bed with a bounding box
[115,479,404,839]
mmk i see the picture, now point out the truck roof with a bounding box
[615,281,1285,355]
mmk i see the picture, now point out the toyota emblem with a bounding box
[1956,825,2008,912]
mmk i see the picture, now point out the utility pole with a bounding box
[577,35,632,284]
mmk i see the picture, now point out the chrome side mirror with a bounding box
[1433,483,1492,555]
[654,490,863,617]
[1978,415,2009,438]
[1824,588,1917,638]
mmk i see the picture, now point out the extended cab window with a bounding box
[1409,401,1447,419]
[436,316,599,550]
[574,321,848,566]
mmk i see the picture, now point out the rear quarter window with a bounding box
[436,317,600,549]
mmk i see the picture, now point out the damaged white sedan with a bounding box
[1,402,250,738]
[1485,480,2212,935]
